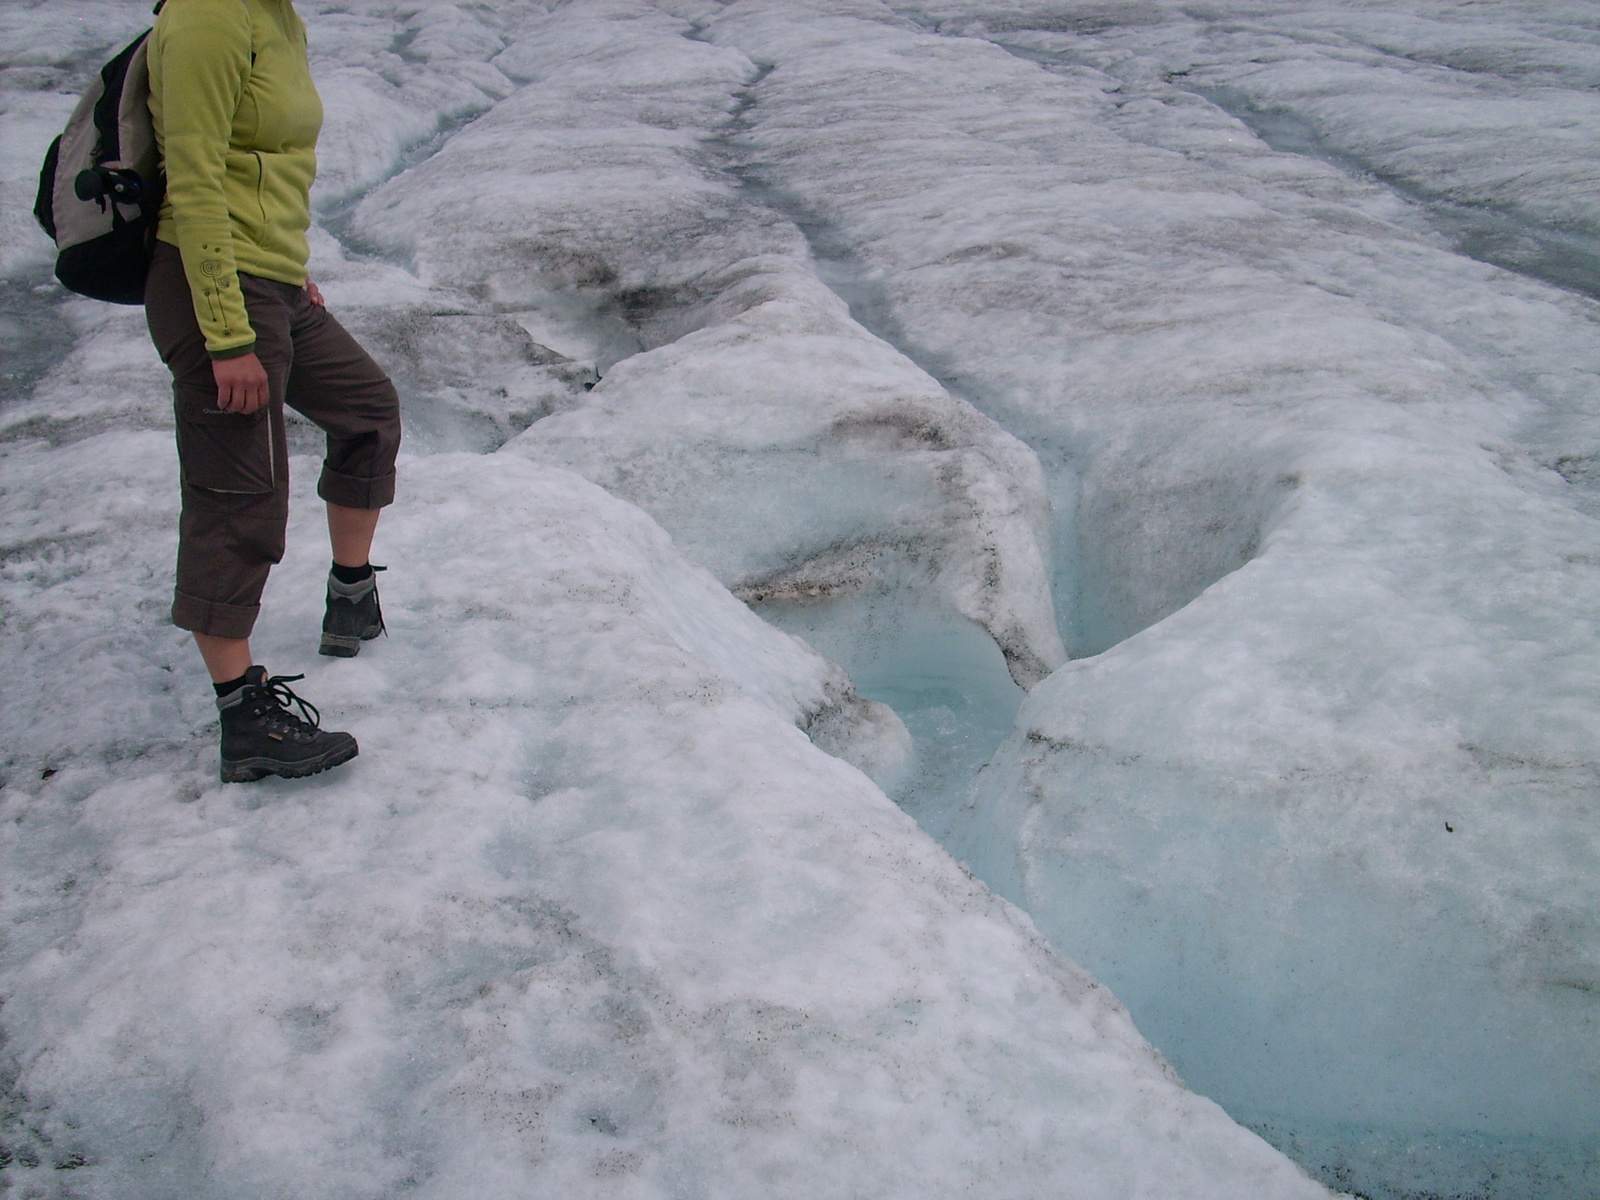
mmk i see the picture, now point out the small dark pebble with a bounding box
[55,1154,88,1171]
[41,768,56,781]
[1445,822,1455,833]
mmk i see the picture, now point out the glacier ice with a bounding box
[344,4,1067,686]
[0,2,1341,1196]
[0,419,1325,1198]
[686,2,1600,1193]
[4,0,1598,1197]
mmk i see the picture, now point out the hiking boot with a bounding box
[217,667,359,783]
[320,566,386,657]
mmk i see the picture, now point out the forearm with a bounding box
[166,141,256,357]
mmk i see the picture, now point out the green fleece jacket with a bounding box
[149,0,322,356]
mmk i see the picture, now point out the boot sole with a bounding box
[221,736,359,783]
[319,625,384,657]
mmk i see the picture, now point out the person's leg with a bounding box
[281,286,401,655]
[145,244,293,658]
[281,289,399,529]
[145,247,358,780]
[194,633,254,685]
[328,501,381,568]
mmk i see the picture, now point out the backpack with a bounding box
[33,3,167,305]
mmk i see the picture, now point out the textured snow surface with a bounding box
[344,4,1067,686]
[3,0,1598,1197]
[4,446,1320,1199]
[0,2,1331,1198]
[727,1,1596,1194]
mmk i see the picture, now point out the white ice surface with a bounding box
[346,3,1067,686]
[0,423,1324,1200]
[676,2,1600,1192]
[1064,2,1600,237]
[0,3,1340,1197]
[306,3,519,210]
[8,0,1598,1196]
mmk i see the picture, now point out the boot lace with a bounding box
[249,673,323,738]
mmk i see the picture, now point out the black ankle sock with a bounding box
[214,672,250,697]
[331,560,373,585]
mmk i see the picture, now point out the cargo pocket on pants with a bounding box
[176,404,276,494]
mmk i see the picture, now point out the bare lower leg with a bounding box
[327,502,381,568]
[195,633,253,684]
[193,505,379,682]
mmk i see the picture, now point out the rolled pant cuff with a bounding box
[318,465,395,510]
[172,590,260,639]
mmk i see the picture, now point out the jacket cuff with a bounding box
[208,340,258,361]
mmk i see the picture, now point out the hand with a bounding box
[305,278,325,307]
[212,352,270,414]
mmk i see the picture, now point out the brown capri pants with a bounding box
[145,241,401,639]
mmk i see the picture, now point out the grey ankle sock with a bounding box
[328,572,377,601]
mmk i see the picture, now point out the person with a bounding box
[143,0,401,783]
